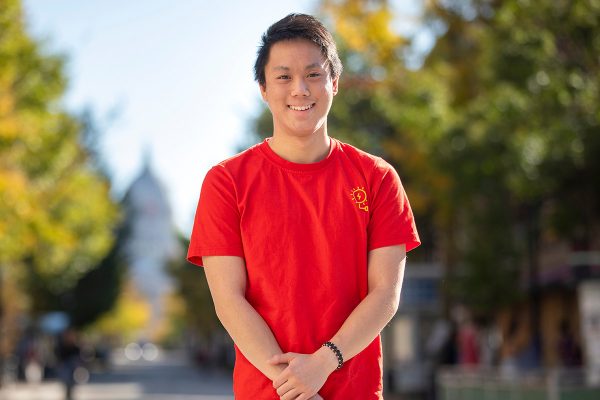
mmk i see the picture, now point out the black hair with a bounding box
[254,13,343,87]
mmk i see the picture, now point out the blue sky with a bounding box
[22,0,426,234]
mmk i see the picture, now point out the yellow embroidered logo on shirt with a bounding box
[350,187,369,212]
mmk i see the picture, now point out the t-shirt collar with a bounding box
[259,137,339,172]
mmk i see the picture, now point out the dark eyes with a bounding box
[276,73,321,80]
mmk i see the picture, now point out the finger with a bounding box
[267,354,281,365]
[273,370,289,389]
[276,381,295,397]
[275,352,298,364]
[280,387,301,400]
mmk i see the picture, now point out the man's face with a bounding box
[260,39,339,139]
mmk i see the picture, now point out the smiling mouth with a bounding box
[288,103,315,111]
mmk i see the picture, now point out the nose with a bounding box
[291,78,310,97]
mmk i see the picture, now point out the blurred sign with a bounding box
[578,280,600,385]
[39,312,70,334]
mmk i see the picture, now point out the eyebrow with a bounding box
[272,63,324,71]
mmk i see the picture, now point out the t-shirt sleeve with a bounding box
[187,165,244,266]
[367,161,421,253]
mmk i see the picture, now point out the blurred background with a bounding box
[1,0,599,399]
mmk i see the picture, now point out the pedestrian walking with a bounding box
[55,328,81,400]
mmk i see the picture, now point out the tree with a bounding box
[421,0,600,312]
[250,0,600,315]
[0,0,118,303]
[91,280,151,342]
[0,0,119,373]
[63,223,128,328]
[166,236,222,341]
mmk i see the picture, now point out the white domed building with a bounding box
[122,155,180,340]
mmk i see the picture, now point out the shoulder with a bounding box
[335,139,395,177]
[205,141,264,180]
[214,141,262,170]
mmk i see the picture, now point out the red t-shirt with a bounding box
[188,138,420,399]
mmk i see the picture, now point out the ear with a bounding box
[259,83,268,102]
[332,76,339,96]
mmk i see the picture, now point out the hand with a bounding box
[310,395,324,400]
[268,349,337,400]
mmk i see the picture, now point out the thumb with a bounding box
[268,352,297,365]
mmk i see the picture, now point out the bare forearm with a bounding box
[269,247,405,398]
[216,297,285,381]
[326,246,406,362]
[329,288,399,361]
[269,288,400,398]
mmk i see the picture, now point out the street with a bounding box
[0,349,234,400]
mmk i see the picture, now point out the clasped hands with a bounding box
[268,346,339,400]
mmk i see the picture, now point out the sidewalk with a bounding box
[0,380,233,400]
[1,381,73,400]
[1,381,406,400]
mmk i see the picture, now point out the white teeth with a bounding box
[288,104,314,111]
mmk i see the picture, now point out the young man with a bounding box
[188,13,420,400]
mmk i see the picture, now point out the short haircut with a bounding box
[254,13,343,87]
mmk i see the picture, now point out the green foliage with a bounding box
[90,279,151,342]
[64,224,127,328]
[167,236,223,340]
[248,0,599,313]
[0,0,119,316]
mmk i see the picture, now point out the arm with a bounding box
[203,255,286,381]
[328,244,407,360]
[271,244,407,398]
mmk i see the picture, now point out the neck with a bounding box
[268,132,331,164]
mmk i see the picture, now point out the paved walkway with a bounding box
[0,349,409,399]
[0,349,233,400]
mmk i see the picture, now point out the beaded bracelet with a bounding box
[322,341,344,370]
